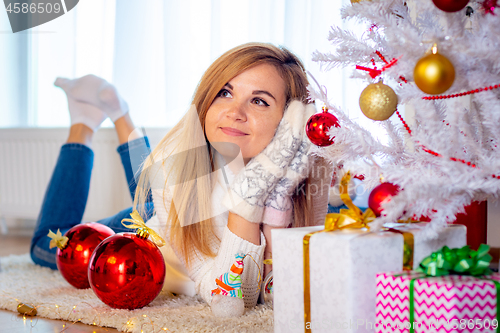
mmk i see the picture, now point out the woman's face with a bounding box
[205,63,286,163]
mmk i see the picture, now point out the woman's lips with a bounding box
[220,127,248,136]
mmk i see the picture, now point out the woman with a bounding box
[31,42,332,313]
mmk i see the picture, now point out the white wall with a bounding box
[0,128,167,225]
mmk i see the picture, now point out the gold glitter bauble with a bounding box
[359,81,398,121]
[414,52,455,95]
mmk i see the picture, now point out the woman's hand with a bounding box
[222,100,315,225]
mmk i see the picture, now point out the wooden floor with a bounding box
[0,230,119,332]
[0,233,32,256]
[0,309,116,333]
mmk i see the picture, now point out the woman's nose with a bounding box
[226,102,247,121]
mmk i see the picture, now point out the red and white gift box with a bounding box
[375,272,500,333]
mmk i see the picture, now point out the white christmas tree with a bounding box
[309,0,500,236]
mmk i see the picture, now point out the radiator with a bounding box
[0,128,166,223]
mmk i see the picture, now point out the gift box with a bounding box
[375,272,500,333]
[272,223,468,333]
[273,226,403,333]
[384,222,466,270]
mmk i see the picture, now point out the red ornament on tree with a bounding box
[368,182,400,217]
[431,0,469,12]
[306,106,340,147]
[482,0,498,14]
[88,211,166,309]
[50,223,115,289]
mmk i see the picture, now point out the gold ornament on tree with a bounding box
[359,80,398,121]
[414,44,455,95]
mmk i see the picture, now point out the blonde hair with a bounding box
[135,42,319,265]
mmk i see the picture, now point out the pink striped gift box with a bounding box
[375,272,500,333]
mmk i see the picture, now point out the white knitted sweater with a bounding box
[146,162,267,308]
[145,154,332,309]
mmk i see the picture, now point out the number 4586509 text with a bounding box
[6,2,62,14]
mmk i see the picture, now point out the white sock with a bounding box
[66,98,107,131]
[54,75,129,122]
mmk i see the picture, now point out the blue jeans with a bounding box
[30,137,154,269]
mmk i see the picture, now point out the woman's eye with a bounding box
[217,89,232,98]
[252,98,269,107]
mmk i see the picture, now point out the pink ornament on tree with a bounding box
[482,0,498,14]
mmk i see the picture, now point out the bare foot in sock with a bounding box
[54,75,129,123]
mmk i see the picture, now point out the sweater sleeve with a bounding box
[196,226,266,308]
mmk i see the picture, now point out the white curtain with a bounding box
[1,0,368,130]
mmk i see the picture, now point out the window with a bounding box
[1,0,370,132]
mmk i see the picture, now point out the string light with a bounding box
[2,295,128,333]
[136,313,172,332]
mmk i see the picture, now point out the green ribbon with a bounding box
[407,244,498,333]
[409,278,415,333]
[418,244,492,277]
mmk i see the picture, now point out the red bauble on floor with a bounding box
[368,182,400,217]
[88,233,166,310]
[56,223,115,289]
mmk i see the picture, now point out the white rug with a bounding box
[0,254,273,333]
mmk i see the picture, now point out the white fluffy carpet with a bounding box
[0,254,273,332]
